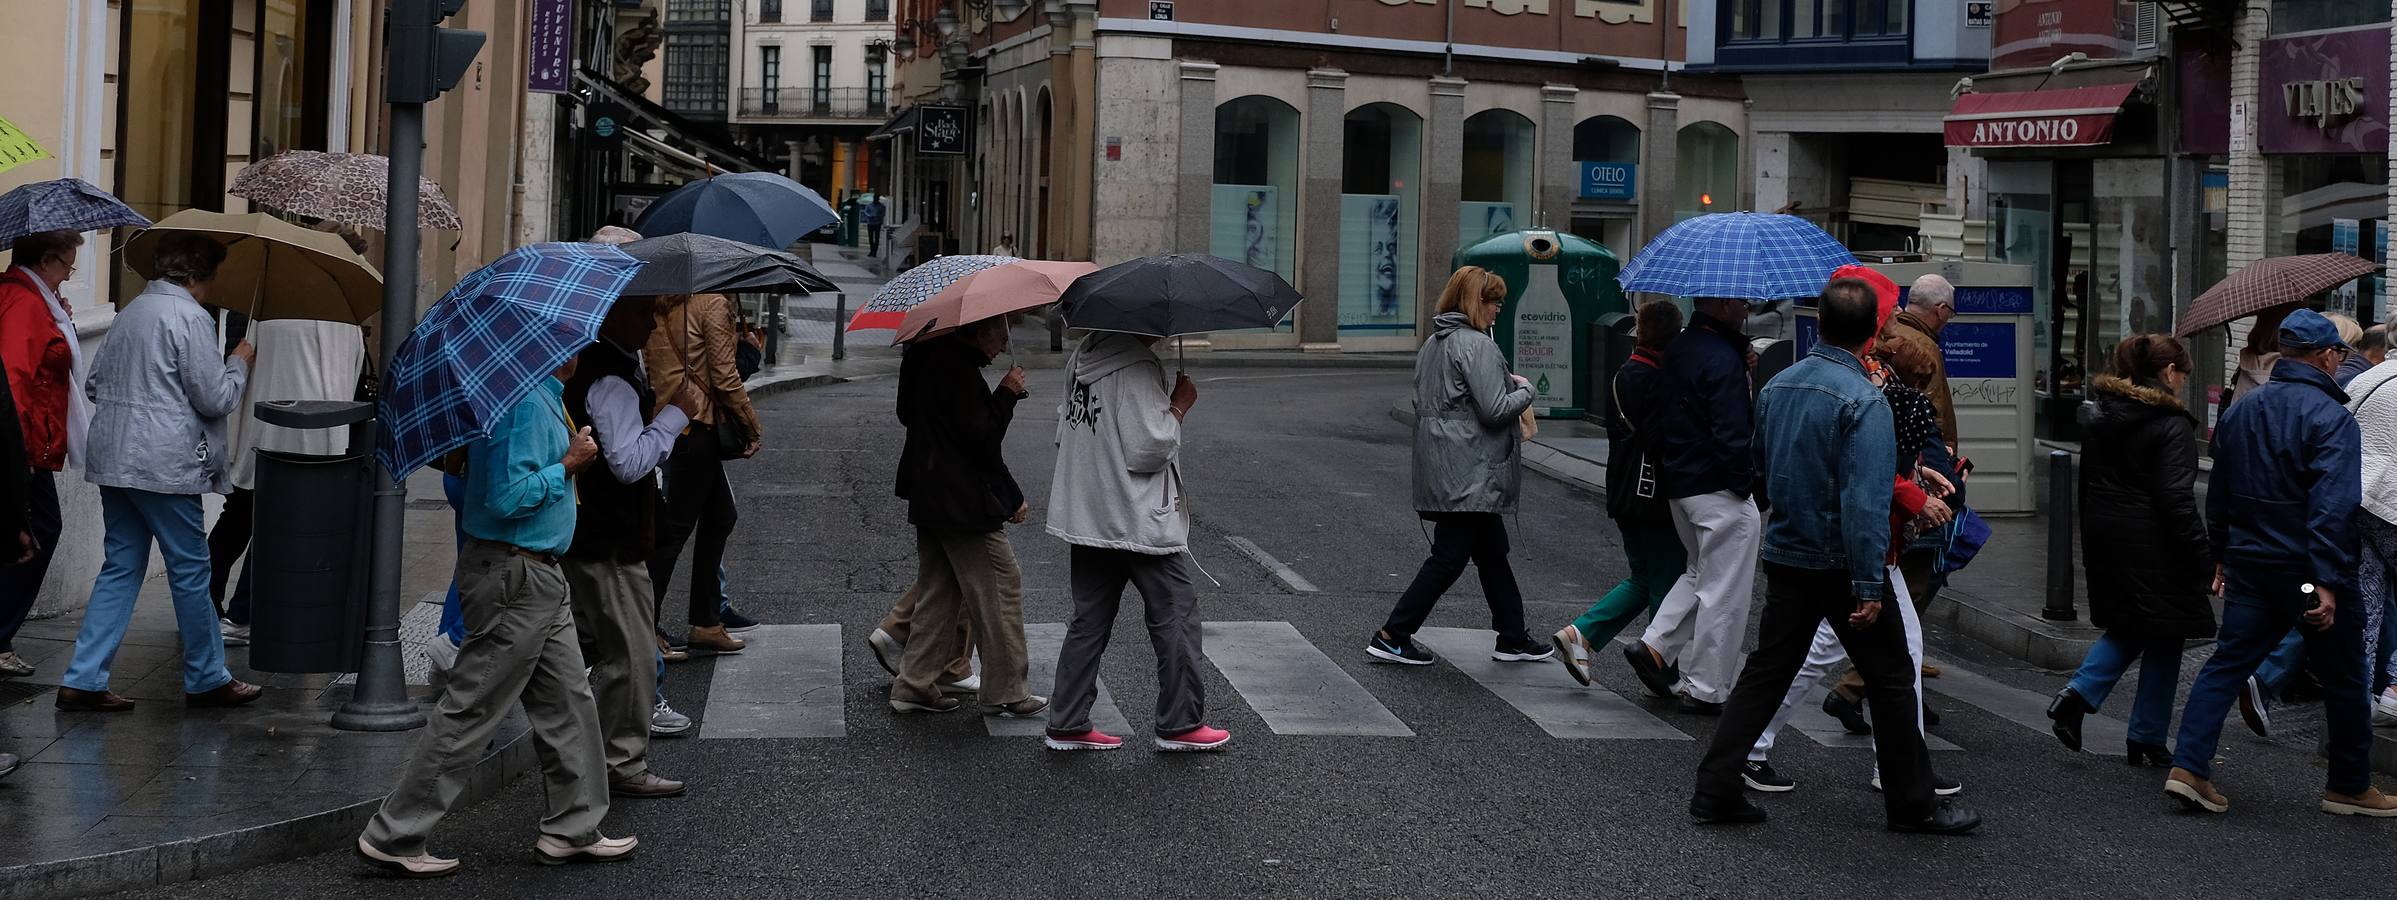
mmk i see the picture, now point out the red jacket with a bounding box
[0,268,72,470]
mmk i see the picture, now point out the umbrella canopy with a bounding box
[847,254,1017,331]
[374,242,645,479]
[616,232,837,295]
[2177,253,2380,336]
[123,210,382,323]
[0,177,151,245]
[895,260,1100,344]
[1057,254,1301,337]
[631,172,838,249]
[1617,212,1859,302]
[229,151,466,231]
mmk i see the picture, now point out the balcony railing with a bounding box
[741,87,889,120]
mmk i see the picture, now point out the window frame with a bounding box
[1723,0,1909,44]
[810,0,834,22]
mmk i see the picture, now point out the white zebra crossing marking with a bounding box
[1925,661,2130,756]
[988,623,1133,737]
[700,624,846,739]
[1783,684,1964,752]
[1415,628,1691,740]
[1201,621,1414,736]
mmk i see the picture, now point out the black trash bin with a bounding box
[248,400,374,674]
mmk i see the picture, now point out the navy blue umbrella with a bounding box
[0,178,151,245]
[631,172,837,249]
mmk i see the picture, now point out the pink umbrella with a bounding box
[894,260,1099,344]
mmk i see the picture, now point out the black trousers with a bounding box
[1379,512,1528,642]
[867,225,882,256]
[206,487,256,622]
[0,469,62,651]
[1697,562,1937,824]
[649,433,733,629]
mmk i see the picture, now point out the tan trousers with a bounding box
[879,583,976,683]
[893,528,1029,706]
[565,557,658,782]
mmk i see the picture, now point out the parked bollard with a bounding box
[833,292,848,361]
[2042,449,2078,622]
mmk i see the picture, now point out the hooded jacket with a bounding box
[2078,374,2215,640]
[2209,358,2361,602]
[1413,311,1535,515]
[1047,333,1187,555]
[1656,310,1754,500]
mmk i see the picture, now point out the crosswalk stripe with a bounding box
[700,624,846,739]
[1201,621,1414,737]
[1415,628,1692,740]
[1784,683,1963,752]
[988,623,1133,738]
[1925,661,2129,756]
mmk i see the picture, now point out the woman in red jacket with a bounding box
[0,230,86,678]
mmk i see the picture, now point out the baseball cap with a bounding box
[2280,308,2352,354]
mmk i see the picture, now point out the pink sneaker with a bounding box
[1044,729,1124,751]
[1156,725,1231,752]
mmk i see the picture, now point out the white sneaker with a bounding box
[219,619,251,646]
[867,628,904,675]
[424,633,460,674]
[2376,689,2397,727]
[651,700,693,737]
[938,674,982,696]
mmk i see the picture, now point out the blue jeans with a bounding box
[63,487,234,694]
[2253,630,2306,699]
[2173,590,2373,795]
[438,473,466,645]
[2066,633,2182,747]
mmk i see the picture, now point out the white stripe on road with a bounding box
[988,623,1134,738]
[1201,621,1414,736]
[1925,660,2130,756]
[1787,684,1963,752]
[1224,536,1319,593]
[700,624,846,739]
[1415,628,1691,740]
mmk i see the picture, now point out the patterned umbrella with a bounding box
[230,151,466,232]
[1617,212,1859,302]
[895,260,1100,344]
[374,242,645,479]
[2177,253,2380,336]
[846,254,1016,332]
[0,177,151,245]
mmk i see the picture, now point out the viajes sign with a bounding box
[2257,28,2390,154]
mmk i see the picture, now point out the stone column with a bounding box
[1301,68,1347,350]
[1539,83,1578,231]
[2223,0,2270,363]
[1640,91,1682,249]
[1176,61,1220,255]
[1424,75,1467,337]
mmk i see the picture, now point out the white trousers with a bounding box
[1748,564,1926,768]
[1638,491,1761,703]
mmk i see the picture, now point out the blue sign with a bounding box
[1941,322,2017,379]
[1899,284,2034,315]
[1579,161,1636,201]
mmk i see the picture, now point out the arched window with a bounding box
[1211,96,1300,283]
[1676,122,1739,221]
[1462,109,1536,240]
[1341,103,1423,335]
[1573,115,1640,164]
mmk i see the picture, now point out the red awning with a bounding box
[1943,82,2141,148]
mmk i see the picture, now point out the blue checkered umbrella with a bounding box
[375,242,645,479]
[1617,212,1858,302]
[0,178,151,245]
[846,254,1016,332]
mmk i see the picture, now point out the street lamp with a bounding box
[934,3,959,37]
[893,28,916,57]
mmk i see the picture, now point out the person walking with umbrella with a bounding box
[0,230,87,678]
[646,290,761,658]
[1365,266,1552,667]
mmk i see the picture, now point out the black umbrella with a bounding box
[1057,254,1302,338]
[616,232,838,296]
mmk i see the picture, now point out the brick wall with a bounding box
[2222,0,2272,371]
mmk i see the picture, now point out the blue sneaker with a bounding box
[1366,632,1434,666]
[720,606,762,634]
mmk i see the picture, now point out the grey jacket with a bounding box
[1047,334,1188,554]
[83,281,249,495]
[1412,311,1534,514]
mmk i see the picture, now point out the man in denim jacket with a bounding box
[1689,277,1980,835]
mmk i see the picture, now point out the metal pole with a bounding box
[833,292,848,361]
[334,98,429,732]
[2041,449,2078,622]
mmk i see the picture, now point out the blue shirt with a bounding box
[1753,344,1896,600]
[462,377,576,555]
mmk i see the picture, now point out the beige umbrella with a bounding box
[123,210,383,323]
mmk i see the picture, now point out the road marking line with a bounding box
[988,623,1133,738]
[1785,683,1963,752]
[1415,628,1690,740]
[700,624,846,739]
[1201,621,1414,736]
[1926,660,2130,756]
[1224,536,1319,593]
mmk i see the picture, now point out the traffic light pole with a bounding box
[334,99,429,732]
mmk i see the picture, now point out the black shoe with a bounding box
[1366,632,1435,666]
[1624,641,1675,698]
[2125,741,2173,768]
[2048,687,2092,751]
[1741,760,1795,793]
[719,606,762,634]
[1821,691,1871,735]
[1887,800,1982,835]
[2237,677,2273,738]
[1679,695,1724,716]
[1872,773,1963,797]
[1690,792,1768,824]
[1491,634,1555,662]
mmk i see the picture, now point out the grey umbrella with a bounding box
[614,232,838,295]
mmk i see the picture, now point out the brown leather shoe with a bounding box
[656,632,689,664]
[186,680,263,709]
[55,687,134,712]
[686,625,745,654]
[608,771,687,799]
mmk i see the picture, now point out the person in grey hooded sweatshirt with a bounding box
[1043,331,1227,752]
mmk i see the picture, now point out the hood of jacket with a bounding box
[2086,374,2191,435]
[1072,332,1157,386]
[1430,311,1474,337]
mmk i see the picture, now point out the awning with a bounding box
[1943,82,2141,148]
[572,69,775,172]
[865,107,917,143]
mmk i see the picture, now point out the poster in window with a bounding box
[1340,194,1416,328]
[1211,185,1279,275]
[1461,201,1515,241]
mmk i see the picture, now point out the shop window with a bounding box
[1725,0,1908,42]
[1573,116,1640,164]
[1212,96,1301,308]
[1341,104,1423,337]
[2271,0,2388,33]
[1674,122,1738,222]
[1462,109,1536,241]
[2270,154,2389,324]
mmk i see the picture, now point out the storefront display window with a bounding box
[1571,116,1640,259]
[1340,104,1422,337]
[2271,0,2388,34]
[1213,96,1299,333]
[1462,109,1535,242]
[2268,154,2388,323]
[1675,122,1738,222]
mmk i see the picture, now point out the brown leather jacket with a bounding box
[645,293,763,444]
[1875,310,1955,447]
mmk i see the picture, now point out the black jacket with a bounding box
[0,368,26,540]
[1606,349,1672,523]
[2078,375,2215,640]
[894,337,1024,533]
[1656,311,1753,500]
[563,342,660,563]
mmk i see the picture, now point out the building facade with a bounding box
[730,0,895,207]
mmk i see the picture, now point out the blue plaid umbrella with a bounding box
[846,254,1016,332]
[375,242,645,479]
[0,178,151,245]
[1617,212,1858,302]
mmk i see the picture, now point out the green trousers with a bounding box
[1573,521,1688,651]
